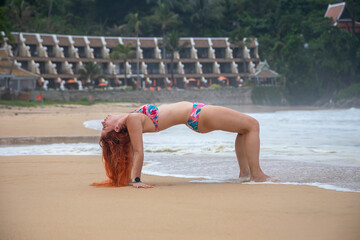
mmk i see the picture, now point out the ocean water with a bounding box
[1,108,359,192]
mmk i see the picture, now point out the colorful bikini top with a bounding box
[134,104,159,131]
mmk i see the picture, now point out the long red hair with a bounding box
[91,127,133,187]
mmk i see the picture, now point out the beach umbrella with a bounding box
[218,76,228,81]
[188,78,196,82]
[66,79,76,84]
[98,82,108,87]
[218,76,229,86]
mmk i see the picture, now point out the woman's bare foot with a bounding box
[239,170,250,178]
[250,174,280,182]
[239,172,251,182]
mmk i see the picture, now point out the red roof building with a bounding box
[324,2,360,33]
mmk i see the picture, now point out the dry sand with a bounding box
[0,103,359,240]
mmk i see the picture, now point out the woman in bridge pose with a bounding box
[97,101,270,188]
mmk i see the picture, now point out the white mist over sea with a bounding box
[1,108,359,192]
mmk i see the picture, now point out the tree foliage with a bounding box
[110,43,136,87]
[1,0,359,103]
[164,30,190,84]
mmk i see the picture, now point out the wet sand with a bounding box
[0,103,359,240]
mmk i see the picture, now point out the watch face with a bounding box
[135,177,141,183]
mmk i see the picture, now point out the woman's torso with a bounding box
[134,101,193,132]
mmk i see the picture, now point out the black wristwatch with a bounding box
[133,177,141,183]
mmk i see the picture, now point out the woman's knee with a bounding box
[245,115,259,132]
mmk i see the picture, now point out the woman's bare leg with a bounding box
[241,117,269,181]
[235,133,250,178]
[199,106,269,182]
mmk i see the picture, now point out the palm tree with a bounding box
[78,62,101,87]
[152,0,178,87]
[164,31,189,87]
[110,43,136,88]
[126,13,142,88]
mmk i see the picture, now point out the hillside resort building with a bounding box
[1,32,267,91]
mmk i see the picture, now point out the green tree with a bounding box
[0,6,16,94]
[152,0,178,87]
[126,13,142,87]
[78,62,101,87]
[6,0,33,32]
[110,43,136,88]
[164,30,189,87]
[4,0,35,87]
[2,0,359,103]
[0,7,15,48]
[185,0,224,36]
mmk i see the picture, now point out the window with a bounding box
[12,44,18,56]
[116,63,125,74]
[183,63,195,74]
[37,62,46,73]
[77,47,86,58]
[249,48,256,58]
[102,63,109,74]
[166,63,178,74]
[233,48,243,58]
[53,62,62,74]
[44,45,54,57]
[166,51,172,59]
[201,62,213,73]
[62,46,69,58]
[18,61,29,71]
[146,63,159,74]
[93,47,102,58]
[47,78,55,89]
[130,62,142,74]
[237,62,249,73]
[28,44,38,56]
[179,48,191,59]
[69,62,77,73]
[219,63,231,73]
[142,48,155,59]
[214,48,226,59]
[197,48,209,58]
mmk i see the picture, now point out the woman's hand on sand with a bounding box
[132,182,154,188]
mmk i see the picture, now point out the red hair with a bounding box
[91,127,133,187]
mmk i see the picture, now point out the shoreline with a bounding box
[0,145,359,193]
[0,102,349,138]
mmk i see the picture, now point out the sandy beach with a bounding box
[0,103,359,240]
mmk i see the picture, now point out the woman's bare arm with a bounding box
[126,114,153,188]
